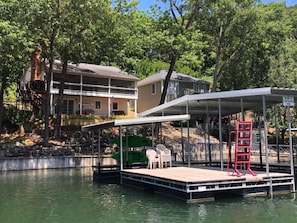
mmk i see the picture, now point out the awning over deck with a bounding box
[81,114,190,132]
[81,114,191,171]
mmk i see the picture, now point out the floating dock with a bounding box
[121,167,294,203]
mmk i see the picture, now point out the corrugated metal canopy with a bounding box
[81,87,297,131]
[81,114,190,132]
[139,87,297,118]
[81,120,115,132]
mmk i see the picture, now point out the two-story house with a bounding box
[137,70,210,113]
[19,60,139,117]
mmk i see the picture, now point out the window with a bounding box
[62,100,74,114]
[112,102,118,110]
[95,101,101,109]
[193,83,201,93]
[151,83,156,94]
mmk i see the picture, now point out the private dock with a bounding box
[120,167,294,203]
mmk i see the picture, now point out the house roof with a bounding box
[53,60,139,81]
[139,87,297,118]
[137,70,209,87]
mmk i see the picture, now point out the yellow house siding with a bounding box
[53,95,131,116]
[138,81,162,113]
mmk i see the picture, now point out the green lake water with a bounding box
[0,168,297,223]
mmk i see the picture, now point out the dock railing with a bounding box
[251,144,297,164]
[172,143,296,165]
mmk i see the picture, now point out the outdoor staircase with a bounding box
[18,81,46,115]
[31,93,45,114]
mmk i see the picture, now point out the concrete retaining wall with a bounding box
[0,157,99,171]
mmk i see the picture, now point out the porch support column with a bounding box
[134,99,137,117]
[108,78,111,116]
[151,122,154,148]
[108,98,111,117]
[79,74,83,115]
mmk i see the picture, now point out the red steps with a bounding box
[227,121,257,177]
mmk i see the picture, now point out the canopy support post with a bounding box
[218,98,223,171]
[119,126,123,171]
[287,106,296,192]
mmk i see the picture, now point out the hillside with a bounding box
[0,121,219,158]
[161,122,219,146]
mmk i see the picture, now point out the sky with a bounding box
[138,0,297,10]
[263,0,297,5]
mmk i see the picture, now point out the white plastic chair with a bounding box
[146,149,160,169]
[156,144,172,168]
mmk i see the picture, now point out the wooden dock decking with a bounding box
[121,167,294,203]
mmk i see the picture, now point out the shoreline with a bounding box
[0,156,98,171]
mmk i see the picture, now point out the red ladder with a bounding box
[227,121,256,177]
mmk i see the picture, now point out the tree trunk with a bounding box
[54,59,68,140]
[154,54,177,139]
[19,123,25,136]
[0,83,4,135]
[43,59,53,147]
[159,54,177,105]
[43,0,59,147]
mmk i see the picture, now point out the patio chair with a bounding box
[156,144,172,168]
[146,149,160,169]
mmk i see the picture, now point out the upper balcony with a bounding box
[51,72,138,99]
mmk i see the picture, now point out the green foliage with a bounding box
[2,0,296,95]
[267,6,297,88]
[4,84,17,102]
[0,20,31,86]
[132,59,169,79]
[196,0,260,91]
[1,0,297,91]
[1,0,297,135]
[0,2,32,133]
[5,106,32,126]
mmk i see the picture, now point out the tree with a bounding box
[147,0,209,104]
[268,4,297,88]
[196,0,260,92]
[19,0,61,145]
[19,0,114,140]
[53,0,114,139]
[0,19,31,134]
[264,5,297,142]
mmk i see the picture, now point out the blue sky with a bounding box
[138,0,297,10]
[263,0,297,5]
